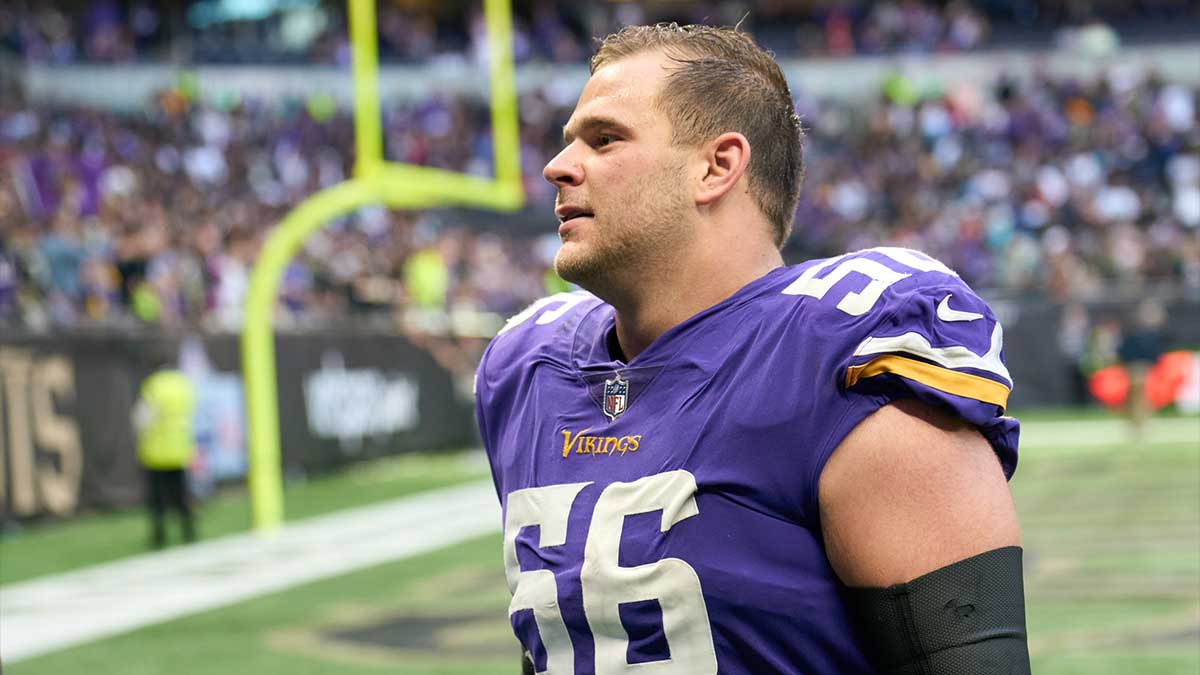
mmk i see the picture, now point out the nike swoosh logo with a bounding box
[937,294,984,322]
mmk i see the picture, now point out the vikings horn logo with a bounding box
[603,373,629,420]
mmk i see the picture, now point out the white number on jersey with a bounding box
[503,471,718,674]
[782,247,956,316]
[497,292,589,336]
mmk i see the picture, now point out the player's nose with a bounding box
[543,144,584,187]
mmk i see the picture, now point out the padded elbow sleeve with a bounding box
[845,546,1031,675]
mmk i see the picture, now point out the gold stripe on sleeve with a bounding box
[845,354,1011,410]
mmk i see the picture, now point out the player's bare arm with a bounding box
[819,398,1031,673]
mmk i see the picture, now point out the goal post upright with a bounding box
[241,0,524,532]
[349,0,383,179]
[486,0,522,191]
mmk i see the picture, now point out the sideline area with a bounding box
[0,480,500,664]
[1016,415,1200,449]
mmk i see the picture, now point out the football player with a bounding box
[476,23,1030,674]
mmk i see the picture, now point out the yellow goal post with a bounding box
[240,0,524,531]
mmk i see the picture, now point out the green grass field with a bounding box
[3,413,1198,674]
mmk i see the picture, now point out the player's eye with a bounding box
[595,134,617,148]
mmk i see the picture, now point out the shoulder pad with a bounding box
[782,247,963,318]
[479,291,599,377]
[779,247,1019,478]
[495,291,598,340]
[782,246,1013,410]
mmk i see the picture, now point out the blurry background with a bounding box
[0,1,1198,674]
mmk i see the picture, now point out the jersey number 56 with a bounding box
[503,470,718,674]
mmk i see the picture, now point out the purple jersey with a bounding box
[475,247,1020,674]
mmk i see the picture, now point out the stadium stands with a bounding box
[3,69,1197,330]
[1,1,1198,333]
[5,0,1198,65]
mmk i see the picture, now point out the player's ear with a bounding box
[694,132,751,206]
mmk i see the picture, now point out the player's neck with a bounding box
[610,243,782,360]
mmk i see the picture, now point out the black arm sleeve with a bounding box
[844,546,1031,675]
[520,650,535,675]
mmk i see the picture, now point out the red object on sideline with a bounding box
[1088,351,1195,409]
[1089,365,1129,407]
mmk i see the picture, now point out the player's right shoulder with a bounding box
[478,291,600,376]
[495,291,599,340]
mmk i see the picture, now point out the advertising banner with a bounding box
[0,331,476,522]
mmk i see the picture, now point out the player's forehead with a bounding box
[563,50,673,142]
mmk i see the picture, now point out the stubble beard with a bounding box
[554,161,692,298]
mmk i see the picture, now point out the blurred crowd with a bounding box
[795,72,1199,299]
[2,0,994,66]
[7,0,1197,67]
[0,78,573,332]
[3,60,1197,334]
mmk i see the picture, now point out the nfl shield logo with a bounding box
[603,374,629,420]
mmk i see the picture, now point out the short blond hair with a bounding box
[592,23,805,247]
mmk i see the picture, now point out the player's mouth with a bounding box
[556,206,594,237]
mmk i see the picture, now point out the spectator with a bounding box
[1118,299,1167,440]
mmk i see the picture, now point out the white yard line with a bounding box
[0,480,501,664]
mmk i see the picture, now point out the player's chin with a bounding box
[554,245,597,285]
[554,244,581,272]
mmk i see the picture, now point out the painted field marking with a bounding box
[0,480,501,664]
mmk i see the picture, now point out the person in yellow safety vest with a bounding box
[132,352,198,548]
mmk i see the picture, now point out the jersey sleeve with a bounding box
[839,277,1019,475]
[795,249,1020,519]
[473,342,503,502]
